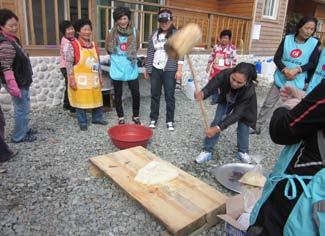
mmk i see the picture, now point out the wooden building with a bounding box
[0,0,324,56]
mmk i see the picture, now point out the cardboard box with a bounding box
[217,189,261,236]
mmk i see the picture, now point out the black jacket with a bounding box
[202,68,257,130]
[0,34,33,88]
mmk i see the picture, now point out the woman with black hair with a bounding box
[0,8,36,143]
[105,7,140,125]
[65,19,107,131]
[253,16,321,135]
[59,20,75,113]
[207,29,237,105]
[195,62,257,164]
[145,9,183,131]
[247,81,325,236]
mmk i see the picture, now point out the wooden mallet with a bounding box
[165,23,209,129]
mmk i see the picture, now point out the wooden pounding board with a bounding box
[90,146,227,236]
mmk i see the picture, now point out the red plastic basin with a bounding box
[108,124,153,150]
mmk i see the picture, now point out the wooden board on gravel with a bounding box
[89,146,227,236]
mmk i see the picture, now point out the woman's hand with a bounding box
[99,74,103,87]
[69,76,77,90]
[194,91,204,101]
[287,68,300,79]
[205,126,220,138]
[283,68,300,80]
[175,70,182,81]
[144,69,149,80]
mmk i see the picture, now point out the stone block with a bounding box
[40,64,48,72]
[1,104,12,112]
[0,94,12,104]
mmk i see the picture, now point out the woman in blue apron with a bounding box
[306,48,325,93]
[252,16,321,135]
[105,7,140,125]
[247,80,325,236]
[194,63,257,164]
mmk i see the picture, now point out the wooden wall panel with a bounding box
[0,0,15,12]
[166,0,219,12]
[251,0,289,56]
[218,0,255,17]
[315,4,325,19]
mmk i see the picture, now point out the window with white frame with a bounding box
[263,0,279,20]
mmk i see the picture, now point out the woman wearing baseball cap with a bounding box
[145,9,183,131]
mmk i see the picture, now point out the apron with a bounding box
[307,49,325,94]
[68,40,103,109]
[274,35,318,89]
[250,130,325,235]
[109,27,138,81]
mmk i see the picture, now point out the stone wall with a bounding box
[0,54,272,112]
[0,57,65,112]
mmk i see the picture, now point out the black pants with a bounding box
[150,68,176,123]
[60,68,75,111]
[0,106,12,159]
[112,79,140,118]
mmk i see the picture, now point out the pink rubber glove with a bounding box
[280,85,306,102]
[3,71,21,98]
[282,98,301,110]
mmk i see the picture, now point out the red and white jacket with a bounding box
[207,43,237,79]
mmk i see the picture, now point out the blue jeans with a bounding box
[203,103,249,153]
[76,107,104,125]
[11,87,30,142]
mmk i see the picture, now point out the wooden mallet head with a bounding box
[165,23,202,60]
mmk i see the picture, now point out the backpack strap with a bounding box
[317,129,325,166]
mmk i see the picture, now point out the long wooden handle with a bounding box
[186,54,209,130]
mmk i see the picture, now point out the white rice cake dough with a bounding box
[239,171,266,187]
[134,160,179,185]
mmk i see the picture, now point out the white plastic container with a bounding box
[261,61,276,76]
[185,79,196,100]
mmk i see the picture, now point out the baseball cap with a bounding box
[158,12,172,22]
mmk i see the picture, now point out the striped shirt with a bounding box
[0,35,29,73]
[145,30,183,73]
[0,40,16,72]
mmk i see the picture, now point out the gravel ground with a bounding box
[0,85,282,236]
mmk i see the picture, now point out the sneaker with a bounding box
[27,128,37,135]
[149,120,157,129]
[132,116,141,125]
[195,151,213,164]
[118,117,125,125]
[166,122,175,131]
[249,127,261,135]
[12,133,37,143]
[237,152,252,163]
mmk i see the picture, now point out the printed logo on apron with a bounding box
[290,49,302,58]
[120,42,128,51]
[322,64,325,71]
